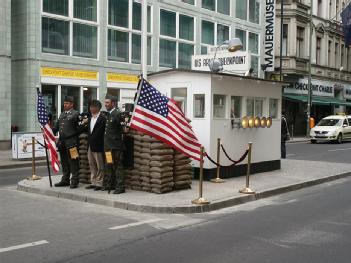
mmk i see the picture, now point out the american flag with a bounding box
[130,79,202,161]
[37,89,60,173]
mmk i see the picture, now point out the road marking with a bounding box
[0,240,49,253]
[109,219,162,230]
[328,147,351,152]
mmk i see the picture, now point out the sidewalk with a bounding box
[17,159,351,214]
[286,137,310,143]
[0,150,46,170]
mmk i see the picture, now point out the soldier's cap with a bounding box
[90,99,102,109]
[64,96,74,103]
[105,94,116,103]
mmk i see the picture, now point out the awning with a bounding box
[283,94,351,106]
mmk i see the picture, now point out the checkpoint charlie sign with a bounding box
[264,0,276,72]
[191,51,251,75]
[284,78,335,97]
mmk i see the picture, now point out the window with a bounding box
[194,94,205,118]
[235,29,246,51]
[296,26,305,58]
[217,24,229,45]
[83,87,97,113]
[202,0,215,11]
[217,0,230,15]
[282,24,288,56]
[42,0,98,58]
[317,0,322,17]
[249,32,259,76]
[108,1,152,65]
[230,96,242,119]
[335,42,339,68]
[269,99,278,119]
[213,94,226,118]
[347,47,350,70]
[236,0,247,20]
[246,98,263,117]
[41,85,59,122]
[249,0,260,24]
[328,40,332,66]
[202,21,229,52]
[181,0,195,4]
[159,10,195,69]
[171,88,187,114]
[341,44,345,68]
[202,20,214,45]
[61,86,81,111]
[316,37,321,65]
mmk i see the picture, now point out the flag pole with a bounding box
[42,133,53,187]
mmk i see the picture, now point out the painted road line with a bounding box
[0,240,49,253]
[109,219,162,230]
[328,148,351,152]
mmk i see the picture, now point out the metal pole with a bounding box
[307,0,314,136]
[192,147,210,205]
[280,0,284,81]
[211,138,225,183]
[239,142,255,194]
[141,0,148,79]
[43,138,53,187]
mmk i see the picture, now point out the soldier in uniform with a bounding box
[103,95,125,194]
[53,96,80,188]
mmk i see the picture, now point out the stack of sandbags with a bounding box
[149,142,174,194]
[173,151,192,190]
[127,130,143,190]
[78,133,90,184]
[123,168,132,189]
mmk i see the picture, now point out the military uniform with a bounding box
[54,109,80,187]
[104,108,125,193]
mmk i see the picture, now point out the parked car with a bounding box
[310,115,351,144]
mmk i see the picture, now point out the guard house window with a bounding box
[194,94,205,118]
[316,37,321,65]
[235,29,247,51]
[249,0,260,24]
[236,0,247,20]
[246,98,263,117]
[213,94,226,118]
[230,96,242,119]
[171,88,187,114]
[249,32,259,76]
[282,24,288,56]
[108,1,152,65]
[42,0,98,58]
[269,99,278,119]
[296,26,304,58]
[159,10,195,69]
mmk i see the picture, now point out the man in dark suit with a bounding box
[104,95,125,194]
[84,100,106,191]
[53,96,80,188]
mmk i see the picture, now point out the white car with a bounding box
[310,115,351,144]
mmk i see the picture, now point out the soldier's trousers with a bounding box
[59,147,79,185]
[105,150,124,191]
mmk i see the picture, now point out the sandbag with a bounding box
[150,166,173,173]
[150,177,173,184]
[174,164,192,171]
[150,142,171,150]
[174,159,192,165]
[174,174,192,181]
[149,160,174,167]
[150,155,173,161]
[140,153,152,159]
[149,171,173,179]
[151,149,174,155]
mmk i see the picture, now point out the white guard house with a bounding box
[148,69,283,180]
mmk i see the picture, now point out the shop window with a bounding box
[106,88,120,104]
[213,94,226,118]
[247,98,263,117]
[41,85,58,123]
[83,87,97,113]
[171,88,187,114]
[230,96,242,119]
[42,17,70,55]
[194,94,205,118]
[73,23,97,58]
[269,99,278,119]
[61,86,80,111]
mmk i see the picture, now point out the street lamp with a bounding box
[208,38,243,72]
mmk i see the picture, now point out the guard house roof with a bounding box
[148,69,289,85]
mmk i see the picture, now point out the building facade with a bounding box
[275,0,351,136]
[2,0,266,147]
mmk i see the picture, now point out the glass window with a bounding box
[251,55,259,76]
[61,86,80,111]
[282,24,288,56]
[230,96,242,118]
[236,0,247,20]
[201,46,208,54]
[42,85,58,123]
[213,94,226,118]
[179,15,194,41]
[202,20,214,45]
[83,87,97,113]
[73,23,97,58]
[74,0,97,22]
[296,26,304,58]
[131,35,152,65]
[235,29,246,51]
[194,94,205,118]
[249,0,260,24]
[42,17,69,55]
[159,39,176,68]
[106,88,120,103]
[217,24,229,45]
[269,99,278,119]
[181,0,195,4]
[132,4,151,32]
[109,0,129,28]
[108,29,129,62]
[247,98,263,117]
[217,0,230,15]
[249,32,259,54]
[178,43,194,69]
[160,10,176,37]
[202,0,215,11]
[255,99,263,117]
[171,88,187,114]
[43,0,69,16]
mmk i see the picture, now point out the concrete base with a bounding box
[0,140,11,150]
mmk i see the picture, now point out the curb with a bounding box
[17,171,351,214]
[0,161,47,170]
[286,139,310,144]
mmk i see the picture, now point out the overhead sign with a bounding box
[284,78,335,97]
[41,67,98,80]
[191,51,251,75]
[107,73,139,83]
[264,0,276,72]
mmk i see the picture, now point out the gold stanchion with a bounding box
[192,147,210,205]
[27,137,41,181]
[211,138,225,183]
[239,142,255,194]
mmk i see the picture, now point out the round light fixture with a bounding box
[260,117,267,127]
[227,38,243,52]
[254,117,260,128]
[266,117,272,128]
[248,117,255,128]
[241,116,249,128]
